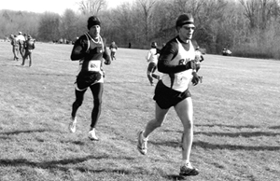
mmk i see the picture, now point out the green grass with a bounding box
[0,41,280,181]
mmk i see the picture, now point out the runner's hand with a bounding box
[192,72,200,86]
[186,60,197,70]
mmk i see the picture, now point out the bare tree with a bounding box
[78,0,107,15]
[240,0,280,30]
[38,13,61,41]
[60,9,79,41]
[240,0,261,29]
[135,0,158,42]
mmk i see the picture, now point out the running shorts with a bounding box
[76,71,101,91]
[153,80,191,109]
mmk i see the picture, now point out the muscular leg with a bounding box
[174,97,194,164]
[89,83,103,129]
[143,103,169,138]
[71,89,86,119]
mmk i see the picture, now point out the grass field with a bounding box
[0,41,280,181]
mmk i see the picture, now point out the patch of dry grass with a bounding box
[0,42,280,181]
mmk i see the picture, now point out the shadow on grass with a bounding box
[195,124,259,129]
[149,139,280,151]
[106,81,145,85]
[195,131,280,137]
[0,154,134,168]
[164,174,193,181]
[269,126,280,129]
[0,155,148,177]
[149,140,180,149]
[0,129,51,135]
[27,73,73,77]
[193,141,280,151]
[162,124,260,134]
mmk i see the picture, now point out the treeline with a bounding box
[1,0,280,59]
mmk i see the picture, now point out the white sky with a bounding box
[0,0,132,15]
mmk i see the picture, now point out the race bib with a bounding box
[88,60,101,72]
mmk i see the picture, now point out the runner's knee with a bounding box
[182,120,193,131]
[93,98,102,107]
[74,98,83,107]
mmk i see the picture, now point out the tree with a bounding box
[60,9,79,41]
[135,0,158,42]
[0,10,41,39]
[104,3,135,46]
[78,0,107,15]
[38,13,61,41]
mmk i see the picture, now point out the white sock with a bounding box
[181,160,191,167]
[142,131,148,140]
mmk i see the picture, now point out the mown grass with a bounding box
[0,41,280,181]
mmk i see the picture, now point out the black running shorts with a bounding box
[153,80,191,109]
[76,71,101,90]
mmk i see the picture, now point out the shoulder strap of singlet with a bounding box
[77,33,90,74]
[84,33,91,53]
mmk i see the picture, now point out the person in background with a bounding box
[22,35,35,67]
[69,16,111,141]
[109,41,118,60]
[193,46,204,83]
[137,13,201,177]
[10,34,19,61]
[16,31,26,59]
[146,41,160,86]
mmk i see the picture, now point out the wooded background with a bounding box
[1,0,280,59]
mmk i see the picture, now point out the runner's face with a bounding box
[178,24,195,41]
[89,25,100,38]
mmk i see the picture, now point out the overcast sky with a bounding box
[1,0,133,15]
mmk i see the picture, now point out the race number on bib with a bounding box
[88,60,101,72]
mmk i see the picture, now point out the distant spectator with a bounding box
[22,35,35,67]
[146,41,160,86]
[109,41,118,60]
[194,46,204,72]
[16,31,26,59]
[10,34,19,61]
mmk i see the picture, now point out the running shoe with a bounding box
[88,129,99,141]
[69,117,77,133]
[179,164,199,176]
[137,131,148,155]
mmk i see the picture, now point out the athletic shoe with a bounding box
[179,164,199,176]
[68,117,77,133]
[88,129,99,141]
[137,131,148,155]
